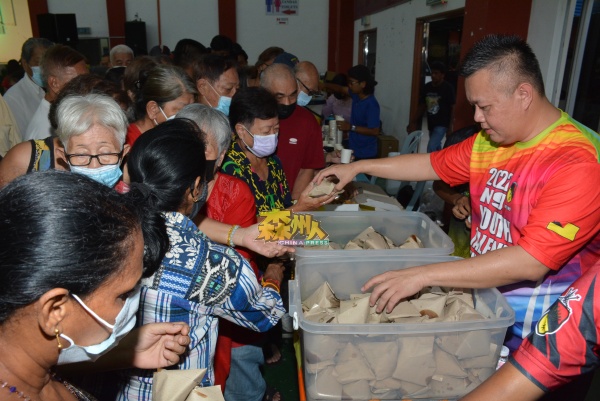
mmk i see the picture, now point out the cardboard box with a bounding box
[378,135,399,158]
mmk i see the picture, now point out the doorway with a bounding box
[358,28,377,78]
[408,10,464,151]
[560,0,600,132]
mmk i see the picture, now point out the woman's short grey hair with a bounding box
[176,104,232,155]
[56,94,128,151]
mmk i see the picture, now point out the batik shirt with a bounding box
[221,141,293,216]
[117,212,285,400]
[430,110,600,345]
[511,265,600,391]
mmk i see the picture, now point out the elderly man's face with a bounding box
[266,75,298,106]
[466,68,525,145]
[22,45,47,77]
[200,67,239,108]
[112,52,133,67]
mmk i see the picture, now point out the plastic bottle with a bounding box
[496,346,510,370]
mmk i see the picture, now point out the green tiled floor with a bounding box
[263,337,300,401]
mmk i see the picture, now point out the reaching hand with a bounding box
[127,322,191,369]
[293,181,337,212]
[313,162,359,192]
[361,267,426,313]
[236,224,295,258]
[452,195,471,221]
[264,261,285,283]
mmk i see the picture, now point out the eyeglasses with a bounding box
[65,150,124,166]
[297,79,319,96]
[348,80,361,86]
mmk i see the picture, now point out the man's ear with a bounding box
[517,82,534,110]
[146,100,161,120]
[37,288,70,337]
[196,78,210,98]
[47,74,61,93]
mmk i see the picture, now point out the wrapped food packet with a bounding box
[308,178,336,198]
[338,296,371,324]
[302,282,339,312]
[393,336,436,385]
[399,234,424,249]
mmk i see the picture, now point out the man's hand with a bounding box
[452,194,471,220]
[337,120,351,131]
[362,266,427,313]
[292,181,337,211]
[314,162,360,192]
[126,323,191,369]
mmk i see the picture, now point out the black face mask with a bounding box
[204,159,217,182]
[277,103,296,120]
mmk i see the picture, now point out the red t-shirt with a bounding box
[511,264,600,392]
[277,105,325,192]
[126,123,142,147]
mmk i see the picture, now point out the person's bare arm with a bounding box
[0,140,33,187]
[291,168,315,200]
[363,245,550,313]
[196,217,294,258]
[337,120,380,136]
[321,82,350,97]
[315,153,439,192]
[459,363,545,401]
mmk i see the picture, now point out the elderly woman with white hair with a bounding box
[0,93,130,190]
[55,94,130,189]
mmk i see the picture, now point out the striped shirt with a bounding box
[117,212,285,400]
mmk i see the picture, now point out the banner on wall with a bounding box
[266,0,298,16]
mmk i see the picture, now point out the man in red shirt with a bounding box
[261,63,325,199]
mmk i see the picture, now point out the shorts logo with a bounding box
[536,288,581,336]
[289,138,298,145]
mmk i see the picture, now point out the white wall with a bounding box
[126,0,219,50]
[48,0,109,38]
[353,1,465,146]
[0,0,33,62]
[236,0,329,72]
[527,0,574,105]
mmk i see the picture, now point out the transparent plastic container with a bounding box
[289,256,515,400]
[293,211,454,260]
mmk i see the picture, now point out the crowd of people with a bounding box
[0,32,598,401]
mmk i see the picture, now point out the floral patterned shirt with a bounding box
[117,212,285,400]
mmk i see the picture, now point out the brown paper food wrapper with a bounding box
[302,282,340,312]
[393,336,436,386]
[342,380,371,400]
[314,366,342,398]
[358,341,398,379]
[410,292,448,319]
[433,345,468,378]
[152,369,225,401]
[309,178,336,198]
[304,334,340,363]
[429,374,471,397]
[338,296,371,324]
[399,234,424,249]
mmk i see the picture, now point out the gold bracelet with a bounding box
[227,225,240,248]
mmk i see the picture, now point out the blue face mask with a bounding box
[70,164,123,188]
[208,82,232,116]
[297,90,313,107]
[31,66,44,88]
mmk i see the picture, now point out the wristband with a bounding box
[227,225,240,248]
[351,124,356,131]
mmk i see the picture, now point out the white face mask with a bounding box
[57,285,141,365]
[159,106,176,121]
